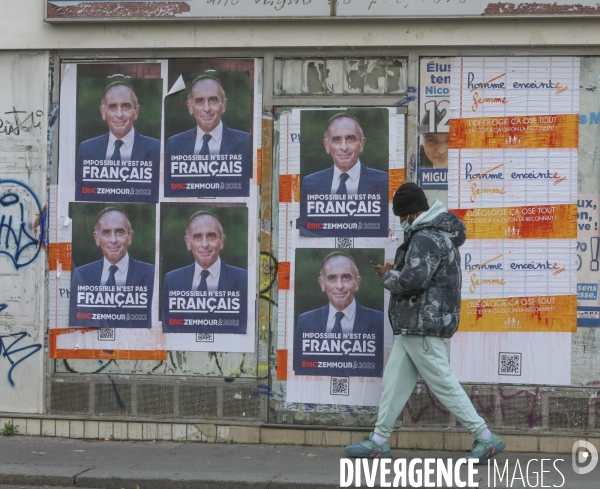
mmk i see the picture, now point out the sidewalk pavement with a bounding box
[0,435,596,488]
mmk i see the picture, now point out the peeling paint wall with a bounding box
[47,1,191,19]
[54,352,258,378]
[0,52,48,414]
[483,2,600,15]
[45,0,600,21]
[10,0,600,51]
[274,58,407,96]
[572,57,600,385]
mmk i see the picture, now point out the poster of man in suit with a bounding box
[69,204,156,328]
[74,72,162,203]
[160,204,249,335]
[293,248,385,377]
[163,70,252,198]
[299,109,389,237]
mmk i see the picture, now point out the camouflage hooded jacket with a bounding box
[381,200,466,338]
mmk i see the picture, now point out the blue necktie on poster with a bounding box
[331,311,344,334]
[197,269,210,292]
[198,133,211,156]
[336,173,349,195]
[106,264,118,287]
[111,140,124,161]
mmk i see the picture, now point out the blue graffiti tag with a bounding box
[262,109,279,121]
[409,154,417,181]
[0,331,42,387]
[0,179,45,269]
[253,383,275,398]
[394,96,416,107]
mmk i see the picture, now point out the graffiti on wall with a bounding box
[0,128,47,388]
[0,179,46,269]
[0,180,45,387]
[0,329,42,387]
[0,108,44,137]
[0,51,49,413]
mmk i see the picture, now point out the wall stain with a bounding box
[47,1,190,19]
[484,2,600,15]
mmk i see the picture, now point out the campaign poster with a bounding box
[298,108,389,237]
[74,64,163,203]
[163,64,252,198]
[293,248,385,377]
[459,239,576,333]
[69,203,156,329]
[448,57,579,385]
[160,204,249,334]
[577,59,600,327]
[576,204,600,328]
[419,58,450,189]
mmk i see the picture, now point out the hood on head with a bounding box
[412,200,466,247]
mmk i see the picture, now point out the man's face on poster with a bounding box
[323,117,366,173]
[186,79,228,134]
[422,133,449,169]
[100,85,140,140]
[93,211,134,265]
[318,255,361,312]
[185,215,226,269]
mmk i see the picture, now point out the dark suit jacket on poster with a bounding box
[165,125,250,160]
[69,257,155,328]
[163,125,251,196]
[75,131,160,201]
[299,164,389,237]
[301,164,388,198]
[293,302,384,376]
[161,261,248,332]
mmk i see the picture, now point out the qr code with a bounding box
[98,328,115,341]
[498,352,522,376]
[331,376,349,396]
[335,237,354,249]
[196,333,214,342]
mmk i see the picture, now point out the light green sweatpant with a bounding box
[374,334,487,438]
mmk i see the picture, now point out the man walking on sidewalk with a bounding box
[344,182,505,462]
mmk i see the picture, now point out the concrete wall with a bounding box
[2,0,600,426]
[4,1,600,51]
[0,51,48,413]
